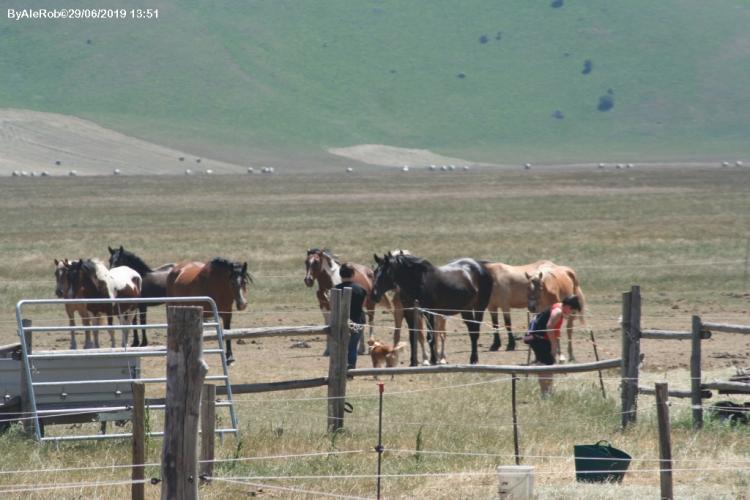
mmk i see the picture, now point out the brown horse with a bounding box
[526,263,587,361]
[483,260,554,352]
[304,248,390,353]
[67,259,142,348]
[54,259,100,349]
[166,258,251,365]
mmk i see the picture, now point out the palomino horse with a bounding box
[304,248,389,353]
[166,258,251,365]
[108,245,175,347]
[372,252,493,365]
[526,264,587,361]
[54,259,99,349]
[67,259,142,348]
[484,260,554,352]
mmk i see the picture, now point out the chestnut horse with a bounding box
[303,248,390,353]
[67,259,142,348]
[108,245,175,347]
[372,252,493,365]
[526,263,587,361]
[166,258,251,365]
[54,259,99,349]
[483,260,554,352]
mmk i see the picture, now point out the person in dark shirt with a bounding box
[334,263,368,370]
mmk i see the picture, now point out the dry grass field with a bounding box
[1,165,749,498]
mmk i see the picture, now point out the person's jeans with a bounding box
[347,327,363,369]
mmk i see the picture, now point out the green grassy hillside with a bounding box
[2,0,749,163]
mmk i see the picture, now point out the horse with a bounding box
[372,252,493,365]
[483,260,554,352]
[108,245,175,347]
[166,258,251,365]
[303,248,390,353]
[54,259,99,349]
[525,263,587,361]
[374,250,430,365]
[67,259,142,348]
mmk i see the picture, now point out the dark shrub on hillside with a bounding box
[457,72,466,79]
[551,0,564,8]
[495,31,503,40]
[479,35,489,44]
[582,59,593,74]
[598,94,614,111]
[551,110,565,119]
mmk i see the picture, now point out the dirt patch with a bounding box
[0,108,247,175]
[327,144,487,168]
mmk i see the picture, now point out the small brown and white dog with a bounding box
[367,338,407,369]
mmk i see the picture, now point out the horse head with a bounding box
[53,259,72,298]
[525,271,545,313]
[304,248,322,287]
[230,261,251,311]
[371,252,397,302]
[108,245,125,268]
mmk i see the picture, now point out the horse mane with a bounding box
[308,248,340,264]
[210,257,253,284]
[81,258,113,296]
[115,248,152,273]
[396,253,431,270]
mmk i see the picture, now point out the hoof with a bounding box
[131,342,139,348]
[140,341,148,347]
[226,356,235,366]
[410,361,418,367]
[422,360,431,366]
[489,343,501,352]
[469,355,478,364]
[439,359,448,365]
[506,343,516,352]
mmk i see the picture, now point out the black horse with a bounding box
[108,245,175,347]
[372,252,493,366]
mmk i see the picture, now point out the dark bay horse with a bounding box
[67,259,142,348]
[166,258,251,365]
[108,245,175,347]
[526,263,587,361]
[304,248,389,353]
[372,252,493,365]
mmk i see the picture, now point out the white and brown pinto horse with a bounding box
[167,258,251,365]
[54,259,100,349]
[483,260,554,352]
[526,263,587,361]
[67,259,142,348]
[304,248,389,352]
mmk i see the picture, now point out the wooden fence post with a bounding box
[620,286,641,428]
[328,288,351,432]
[200,384,216,482]
[690,315,703,429]
[655,382,673,500]
[19,319,35,437]
[621,291,633,429]
[627,285,641,423]
[132,382,145,500]
[161,306,208,500]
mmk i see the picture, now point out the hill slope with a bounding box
[2,0,749,164]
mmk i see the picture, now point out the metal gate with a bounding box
[15,296,238,442]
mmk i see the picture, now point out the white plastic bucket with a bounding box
[497,465,534,499]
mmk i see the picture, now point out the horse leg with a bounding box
[463,312,479,364]
[224,315,235,365]
[424,313,438,365]
[67,309,77,350]
[404,313,418,367]
[392,301,403,346]
[82,315,93,349]
[503,310,516,351]
[416,312,429,365]
[321,308,331,357]
[435,316,447,364]
[489,309,502,351]
[108,315,116,348]
[358,308,373,355]
[140,306,148,347]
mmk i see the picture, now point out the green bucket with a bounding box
[574,440,631,483]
